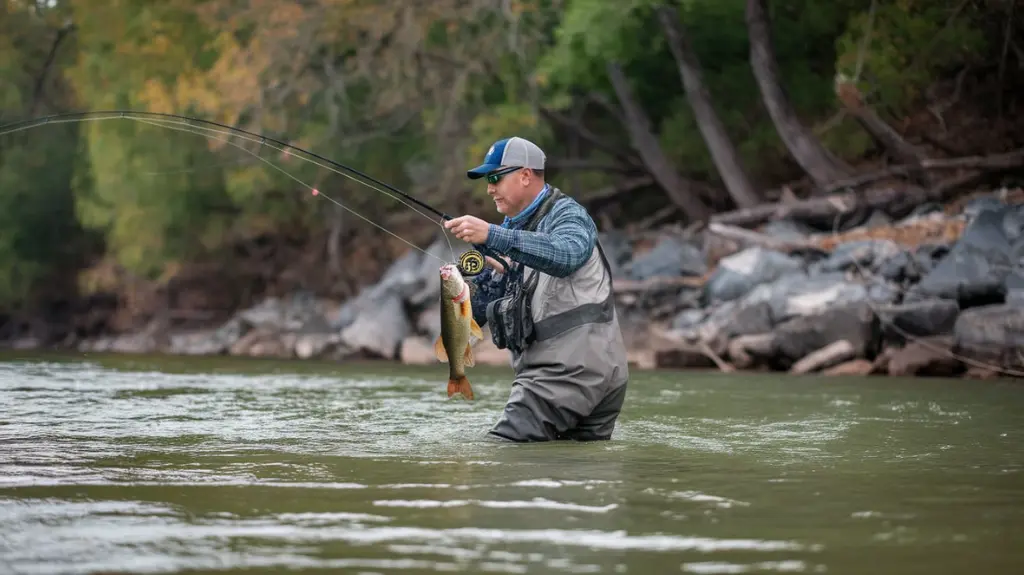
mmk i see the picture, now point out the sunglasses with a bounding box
[485,166,522,184]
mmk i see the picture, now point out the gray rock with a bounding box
[963,195,1007,219]
[772,303,880,367]
[599,231,633,278]
[624,236,706,281]
[339,290,410,359]
[767,273,883,324]
[953,303,1024,371]
[760,219,814,241]
[817,240,903,274]
[705,247,805,303]
[908,209,1013,305]
[671,308,707,330]
[875,299,961,345]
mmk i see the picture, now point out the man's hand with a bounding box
[444,215,491,245]
[485,255,508,274]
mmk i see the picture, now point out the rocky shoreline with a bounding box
[5,190,1023,380]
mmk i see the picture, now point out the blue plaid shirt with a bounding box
[469,185,598,327]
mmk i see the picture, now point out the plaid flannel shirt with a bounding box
[469,186,598,327]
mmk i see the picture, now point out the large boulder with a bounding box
[952,303,1024,372]
[874,299,961,345]
[907,208,1020,306]
[771,303,881,369]
[623,235,706,281]
[704,246,805,303]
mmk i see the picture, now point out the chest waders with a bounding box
[485,187,616,356]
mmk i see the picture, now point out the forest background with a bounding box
[0,0,1020,347]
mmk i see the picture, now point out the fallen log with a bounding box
[706,222,822,253]
[822,148,1024,193]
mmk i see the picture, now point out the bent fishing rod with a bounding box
[0,110,494,277]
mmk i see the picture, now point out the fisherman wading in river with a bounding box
[444,136,629,443]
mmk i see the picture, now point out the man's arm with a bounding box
[484,201,597,278]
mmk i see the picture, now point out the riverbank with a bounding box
[3,188,1023,380]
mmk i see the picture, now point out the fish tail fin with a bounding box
[447,375,474,401]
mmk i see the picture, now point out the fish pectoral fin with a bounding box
[463,342,475,368]
[469,317,484,341]
[434,335,448,363]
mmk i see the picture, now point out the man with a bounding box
[443,136,629,443]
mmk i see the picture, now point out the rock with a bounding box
[704,247,805,303]
[863,210,894,228]
[823,359,875,376]
[623,236,706,281]
[877,250,914,283]
[760,219,814,241]
[236,292,325,332]
[685,300,775,354]
[230,326,291,358]
[294,332,342,359]
[599,231,634,279]
[671,308,707,330]
[339,290,411,359]
[908,209,1014,306]
[416,304,443,341]
[771,303,879,368]
[875,299,961,345]
[399,336,439,365]
[815,239,903,275]
[953,303,1024,372]
[727,333,777,369]
[769,273,882,323]
[654,345,717,369]
[167,317,247,355]
[789,340,858,374]
[887,337,964,377]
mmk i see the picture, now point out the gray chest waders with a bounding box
[485,189,615,355]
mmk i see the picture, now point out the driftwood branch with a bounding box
[706,222,820,253]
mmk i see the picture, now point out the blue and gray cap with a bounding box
[466,136,546,180]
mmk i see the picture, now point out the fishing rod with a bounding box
[0,110,493,276]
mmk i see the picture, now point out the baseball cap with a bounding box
[466,136,546,179]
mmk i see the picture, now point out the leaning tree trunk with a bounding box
[745,0,852,189]
[606,61,713,223]
[657,5,761,209]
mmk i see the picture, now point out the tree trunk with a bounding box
[657,5,761,209]
[835,79,933,187]
[745,0,852,189]
[606,61,713,222]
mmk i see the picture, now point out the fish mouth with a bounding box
[439,264,457,280]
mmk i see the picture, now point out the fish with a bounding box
[435,263,484,400]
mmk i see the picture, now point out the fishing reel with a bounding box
[457,249,485,277]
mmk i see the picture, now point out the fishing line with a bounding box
[828,209,1024,377]
[129,116,448,266]
[0,110,471,267]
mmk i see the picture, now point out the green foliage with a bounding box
[0,0,1006,315]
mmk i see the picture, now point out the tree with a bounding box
[745,0,852,189]
[656,4,760,209]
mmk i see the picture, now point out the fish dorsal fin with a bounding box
[434,335,448,363]
[463,342,475,368]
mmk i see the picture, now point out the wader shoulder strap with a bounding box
[531,238,616,343]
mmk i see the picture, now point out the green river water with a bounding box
[1,350,1022,575]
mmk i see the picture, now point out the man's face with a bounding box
[486,166,526,216]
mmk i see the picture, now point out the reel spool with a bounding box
[457,249,485,276]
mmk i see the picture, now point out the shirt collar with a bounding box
[502,184,550,229]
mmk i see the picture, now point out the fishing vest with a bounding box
[485,187,616,357]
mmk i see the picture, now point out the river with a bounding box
[0,350,1022,574]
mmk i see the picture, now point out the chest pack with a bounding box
[485,188,614,355]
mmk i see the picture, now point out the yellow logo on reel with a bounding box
[458,250,485,276]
